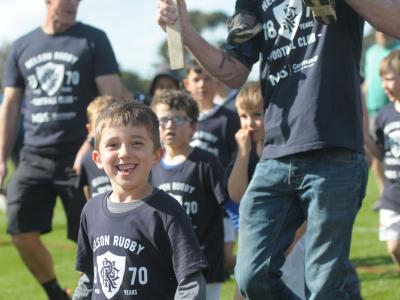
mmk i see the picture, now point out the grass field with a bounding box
[0,171,399,299]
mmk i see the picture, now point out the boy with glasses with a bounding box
[151,90,226,300]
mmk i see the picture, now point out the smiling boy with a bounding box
[73,100,208,299]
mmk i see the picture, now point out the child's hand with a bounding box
[235,128,252,155]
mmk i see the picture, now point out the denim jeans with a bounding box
[235,148,367,300]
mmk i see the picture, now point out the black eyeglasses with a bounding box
[158,116,192,128]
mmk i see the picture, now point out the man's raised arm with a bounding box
[346,0,400,38]
[156,0,250,88]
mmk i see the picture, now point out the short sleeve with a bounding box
[167,211,208,283]
[205,156,225,205]
[374,113,384,147]
[91,30,119,78]
[3,42,25,88]
[224,34,263,70]
[75,210,94,277]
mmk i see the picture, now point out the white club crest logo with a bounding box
[35,62,65,96]
[273,0,303,40]
[96,251,126,299]
[387,130,400,158]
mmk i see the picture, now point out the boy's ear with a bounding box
[182,78,189,90]
[153,147,164,165]
[86,123,92,135]
[92,150,104,169]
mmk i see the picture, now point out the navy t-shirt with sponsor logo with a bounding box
[76,189,208,299]
[4,22,119,153]
[80,151,112,198]
[150,147,225,283]
[375,103,400,213]
[226,0,364,159]
[190,106,240,168]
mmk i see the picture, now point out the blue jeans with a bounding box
[235,148,367,300]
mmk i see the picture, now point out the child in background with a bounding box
[79,96,119,199]
[366,50,400,270]
[183,59,240,169]
[73,101,208,299]
[183,59,240,281]
[148,65,181,104]
[151,90,225,300]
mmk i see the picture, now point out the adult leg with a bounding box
[6,151,68,299]
[12,232,56,282]
[235,159,304,300]
[300,149,367,300]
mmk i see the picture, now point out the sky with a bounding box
[0,0,240,79]
[0,1,372,81]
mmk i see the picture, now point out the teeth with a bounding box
[117,164,136,171]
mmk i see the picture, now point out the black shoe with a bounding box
[227,10,262,43]
[303,0,337,24]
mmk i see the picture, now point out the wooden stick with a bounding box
[166,0,185,70]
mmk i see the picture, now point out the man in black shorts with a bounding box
[0,0,122,299]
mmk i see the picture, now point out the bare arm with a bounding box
[95,74,123,97]
[227,129,252,203]
[156,0,250,88]
[0,87,23,188]
[345,0,400,38]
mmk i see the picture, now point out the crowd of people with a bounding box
[1,0,400,299]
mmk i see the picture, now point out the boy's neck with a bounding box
[163,145,193,164]
[109,184,153,203]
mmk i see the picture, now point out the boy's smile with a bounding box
[92,124,162,199]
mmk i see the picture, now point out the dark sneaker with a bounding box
[303,0,337,24]
[227,10,262,43]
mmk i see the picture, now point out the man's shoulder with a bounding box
[12,27,42,47]
[74,22,106,35]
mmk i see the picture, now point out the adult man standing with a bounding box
[157,0,400,299]
[0,0,122,299]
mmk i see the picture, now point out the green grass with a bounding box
[0,170,399,299]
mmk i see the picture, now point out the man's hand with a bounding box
[156,0,191,39]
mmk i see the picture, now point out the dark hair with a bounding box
[94,100,161,151]
[151,90,199,122]
[185,59,205,75]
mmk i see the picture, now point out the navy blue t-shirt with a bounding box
[190,105,240,168]
[375,103,400,213]
[4,22,119,153]
[226,1,364,159]
[80,151,112,197]
[150,147,225,283]
[76,189,208,299]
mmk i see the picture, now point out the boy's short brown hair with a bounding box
[380,50,400,77]
[235,82,263,111]
[94,100,161,151]
[151,90,199,123]
[185,59,205,76]
[87,95,120,124]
